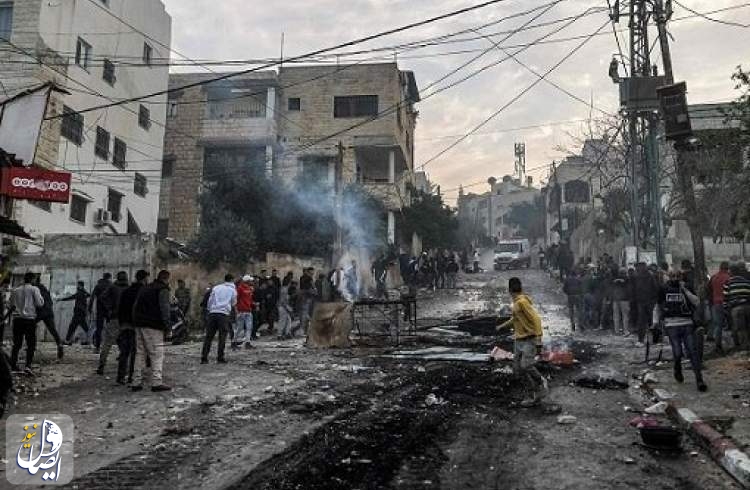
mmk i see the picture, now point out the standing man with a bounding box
[632,262,659,346]
[657,270,707,392]
[707,262,731,355]
[497,277,548,407]
[62,281,90,344]
[298,268,316,335]
[97,271,129,375]
[563,269,583,332]
[174,279,192,317]
[232,275,254,350]
[116,270,148,385]
[131,270,172,392]
[611,268,632,336]
[88,272,112,353]
[9,273,44,373]
[446,258,459,289]
[34,277,64,360]
[724,263,750,350]
[202,274,237,364]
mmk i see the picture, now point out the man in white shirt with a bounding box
[10,272,44,372]
[201,274,237,364]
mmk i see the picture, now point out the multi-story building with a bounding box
[0,0,171,246]
[159,63,420,247]
[457,175,540,243]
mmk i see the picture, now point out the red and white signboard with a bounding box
[0,167,72,203]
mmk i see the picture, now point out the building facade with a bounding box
[457,175,540,242]
[159,63,420,246]
[0,0,171,246]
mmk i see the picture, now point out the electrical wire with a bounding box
[672,0,750,28]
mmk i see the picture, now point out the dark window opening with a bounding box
[0,2,13,41]
[113,137,127,169]
[138,105,151,130]
[134,173,148,197]
[102,58,116,85]
[61,105,84,146]
[563,180,591,204]
[288,97,301,111]
[334,95,378,118]
[30,200,52,212]
[107,188,123,223]
[142,42,153,66]
[299,155,334,184]
[75,37,91,70]
[162,156,175,177]
[70,195,88,223]
[95,127,110,159]
[157,218,169,238]
[167,101,178,118]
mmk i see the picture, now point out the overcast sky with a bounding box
[162,0,749,202]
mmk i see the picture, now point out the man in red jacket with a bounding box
[233,275,255,350]
[708,262,731,355]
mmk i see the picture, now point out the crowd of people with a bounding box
[556,251,750,392]
[396,249,464,292]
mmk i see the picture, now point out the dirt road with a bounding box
[2,269,738,489]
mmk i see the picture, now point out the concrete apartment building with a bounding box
[159,63,420,246]
[0,0,171,246]
[458,175,540,242]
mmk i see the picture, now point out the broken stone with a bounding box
[644,401,668,415]
[642,372,659,384]
[557,415,577,425]
[624,457,635,464]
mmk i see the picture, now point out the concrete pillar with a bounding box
[388,211,395,245]
[388,150,395,184]
[266,87,276,119]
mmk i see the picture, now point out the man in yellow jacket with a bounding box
[497,277,548,407]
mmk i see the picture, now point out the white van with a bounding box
[494,239,531,270]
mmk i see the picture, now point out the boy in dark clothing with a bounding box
[633,263,659,345]
[115,270,148,384]
[97,271,130,375]
[562,270,583,331]
[89,273,112,352]
[62,282,90,344]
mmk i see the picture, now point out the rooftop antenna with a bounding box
[279,32,285,71]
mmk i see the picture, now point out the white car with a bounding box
[494,239,531,270]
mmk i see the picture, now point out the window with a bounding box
[138,105,151,130]
[162,155,175,178]
[134,173,148,197]
[334,95,378,118]
[75,37,91,70]
[95,127,110,159]
[107,188,122,223]
[113,137,127,169]
[102,58,116,85]
[0,2,13,41]
[167,101,178,119]
[142,42,153,66]
[70,195,88,223]
[29,200,51,212]
[288,97,301,111]
[99,0,109,6]
[61,105,84,145]
[563,180,591,204]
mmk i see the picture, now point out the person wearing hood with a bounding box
[34,277,64,360]
[657,270,707,392]
[201,274,237,364]
[497,277,548,407]
[97,271,130,375]
[88,272,113,352]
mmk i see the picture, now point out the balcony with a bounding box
[200,91,277,146]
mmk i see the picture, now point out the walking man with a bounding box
[62,282,90,344]
[298,268,316,335]
[724,263,750,350]
[89,272,112,352]
[97,271,129,375]
[131,270,172,392]
[202,274,237,364]
[633,262,659,346]
[563,269,583,331]
[116,270,148,385]
[9,272,44,373]
[611,268,632,336]
[497,277,548,407]
[707,262,731,354]
[446,258,459,289]
[34,277,64,360]
[657,270,708,392]
[232,275,254,350]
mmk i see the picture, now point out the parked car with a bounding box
[494,239,531,270]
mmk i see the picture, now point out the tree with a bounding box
[506,196,545,240]
[400,187,459,250]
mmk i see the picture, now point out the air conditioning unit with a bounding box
[94,208,112,226]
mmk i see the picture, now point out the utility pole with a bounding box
[333,141,344,265]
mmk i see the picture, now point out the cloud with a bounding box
[162,0,749,194]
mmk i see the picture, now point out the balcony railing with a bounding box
[207,98,266,119]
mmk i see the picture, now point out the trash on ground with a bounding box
[493,366,514,375]
[382,347,489,363]
[489,346,514,361]
[640,426,682,450]
[644,402,668,415]
[557,415,577,425]
[427,327,471,337]
[628,415,660,428]
[642,372,659,384]
[425,393,447,406]
[574,369,629,390]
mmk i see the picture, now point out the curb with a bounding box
[645,385,750,488]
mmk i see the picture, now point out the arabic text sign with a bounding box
[5,414,74,485]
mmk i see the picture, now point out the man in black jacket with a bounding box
[88,272,112,352]
[116,270,148,385]
[97,271,129,376]
[632,262,659,345]
[35,277,64,360]
[62,282,90,345]
[131,270,171,392]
